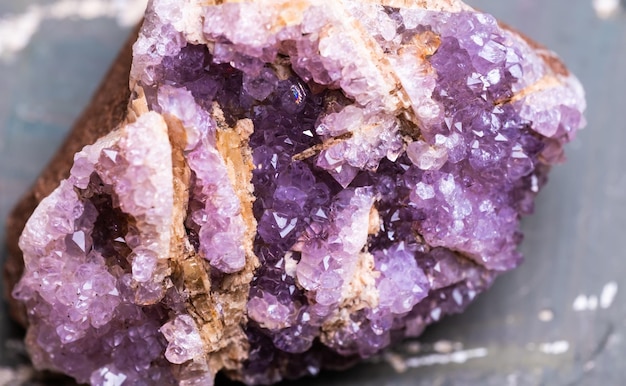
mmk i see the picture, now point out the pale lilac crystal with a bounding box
[13,1,586,385]
[14,113,177,383]
[186,140,247,273]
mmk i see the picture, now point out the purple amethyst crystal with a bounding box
[11,0,585,385]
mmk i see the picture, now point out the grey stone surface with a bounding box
[1,1,625,385]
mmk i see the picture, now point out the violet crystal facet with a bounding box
[10,1,586,385]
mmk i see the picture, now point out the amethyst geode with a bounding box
[8,0,585,385]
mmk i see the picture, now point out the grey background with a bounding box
[1,1,624,385]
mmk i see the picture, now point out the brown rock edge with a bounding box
[3,25,140,327]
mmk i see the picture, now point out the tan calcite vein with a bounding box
[125,75,262,377]
[360,0,471,12]
[206,104,259,373]
[291,132,354,161]
[203,0,468,14]
[125,91,258,377]
[492,23,575,109]
[319,250,380,347]
[161,114,218,377]
[319,199,382,346]
[368,205,382,236]
[496,76,562,106]
[329,1,410,113]
[126,96,219,377]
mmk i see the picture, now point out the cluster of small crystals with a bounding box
[13,114,179,384]
[13,0,586,385]
[398,10,540,270]
[348,7,584,271]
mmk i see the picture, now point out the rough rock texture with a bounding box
[5,0,585,385]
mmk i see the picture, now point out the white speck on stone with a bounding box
[573,283,617,312]
[506,373,520,386]
[592,0,621,19]
[403,347,488,368]
[383,352,408,373]
[433,340,463,354]
[537,308,554,322]
[0,0,147,59]
[600,281,618,309]
[538,340,569,355]
[572,294,599,311]
[0,365,35,384]
[405,341,421,354]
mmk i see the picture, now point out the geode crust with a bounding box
[7,0,585,385]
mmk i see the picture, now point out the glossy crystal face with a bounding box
[13,1,585,385]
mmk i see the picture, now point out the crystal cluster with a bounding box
[11,0,585,385]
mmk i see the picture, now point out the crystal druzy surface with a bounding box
[12,0,585,385]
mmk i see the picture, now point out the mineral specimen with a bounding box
[6,0,586,385]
